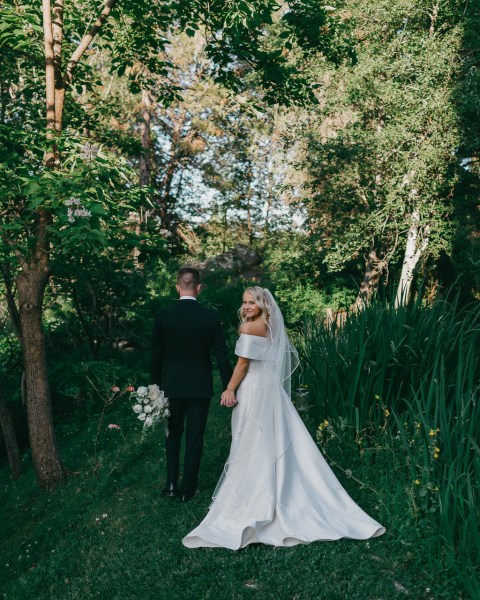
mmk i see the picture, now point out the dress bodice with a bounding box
[235,333,268,361]
[245,359,263,373]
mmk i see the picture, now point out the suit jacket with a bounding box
[150,299,233,398]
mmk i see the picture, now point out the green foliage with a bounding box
[282,1,356,64]
[450,1,480,298]
[298,0,461,274]
[0,377,467,599]
[300,292,480,595]
[0,4,43,57]
[167,0,354,107]
[263,230,358,322]
[0,130,150,267]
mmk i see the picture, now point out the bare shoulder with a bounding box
[239,320,268,337]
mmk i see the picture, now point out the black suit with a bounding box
[150,299,232,496]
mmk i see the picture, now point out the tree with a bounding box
[0,0,348,487]
[285,0,463,306]
[450,0,480,299]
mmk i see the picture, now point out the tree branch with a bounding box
[64,0,118,86]
[52,0,65,133]
[52,0,64,64]
[42,0,56,136]
[413,224,431,264]
[1,262,22,340]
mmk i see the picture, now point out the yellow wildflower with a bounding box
[324,420,329,427]
[433,453,439,459]
[384,408,390,417]
[414,480,421,485]
[434,447,440,453]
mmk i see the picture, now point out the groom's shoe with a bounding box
[162,483,178,498]
[180,492,195,503]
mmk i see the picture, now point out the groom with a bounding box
[150,266,233,502]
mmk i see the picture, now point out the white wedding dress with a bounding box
[183,328,385,550]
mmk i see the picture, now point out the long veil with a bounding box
[262,289,299,397]
[211,289,299,513]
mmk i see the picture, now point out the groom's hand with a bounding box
[221,389,237,408]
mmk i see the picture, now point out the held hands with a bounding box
[221,389,237,408]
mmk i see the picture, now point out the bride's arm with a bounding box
[220,356,249,407]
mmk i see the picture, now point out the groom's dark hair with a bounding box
[177,266,201,290]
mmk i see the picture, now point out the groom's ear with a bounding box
[196,284,202,295]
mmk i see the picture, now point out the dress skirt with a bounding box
[183,360,385,550]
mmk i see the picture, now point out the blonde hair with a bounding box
[238,286,271,330]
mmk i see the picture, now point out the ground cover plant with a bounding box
[300,293,480,598]
[1,294,479,599]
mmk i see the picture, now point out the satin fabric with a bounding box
[182,334,385,549]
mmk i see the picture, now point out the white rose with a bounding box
[132,404,143,414]
[145,416,153,426]
[138,413,146,421]
[137,386,148,397]
[147,384,160,400]
[144,405,153,414]
[164,409,170,418]
[143,397,151,404]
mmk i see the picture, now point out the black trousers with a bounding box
[166,396,211,496]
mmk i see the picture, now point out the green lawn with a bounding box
[0,387,463,600]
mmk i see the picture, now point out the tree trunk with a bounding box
[160,143,179,228]
[246,190,253,247]
[0,79,6,124]
[158,113,186,228]
[19,0,116,488]
[9,0,68,489]
[0,385,22,479]
[139,90,151,187]
[395,210,430,308]
[132,90,152,268]
[354,248,387,310]
[2,262,22,339]
[16,252,65,489]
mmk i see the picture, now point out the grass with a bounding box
[0,387,463,600]
[1,293,478,599]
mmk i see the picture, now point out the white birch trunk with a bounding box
[395,210,430,308]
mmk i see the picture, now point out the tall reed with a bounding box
[300,292,480,595]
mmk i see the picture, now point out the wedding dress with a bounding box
[183,292,385,550]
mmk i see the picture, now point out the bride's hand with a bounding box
[221,389,237,407]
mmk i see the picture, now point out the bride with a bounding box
[183,287,385,550]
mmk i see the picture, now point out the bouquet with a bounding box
[131,385,170,436]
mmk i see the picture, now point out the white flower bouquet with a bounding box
[131,385,170,436]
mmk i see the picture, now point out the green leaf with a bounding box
[89,204,108,216]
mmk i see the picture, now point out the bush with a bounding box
[300,291,480,596]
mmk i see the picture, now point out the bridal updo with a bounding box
[238,286,271,330]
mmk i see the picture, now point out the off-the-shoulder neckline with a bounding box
[239,332,267,339]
